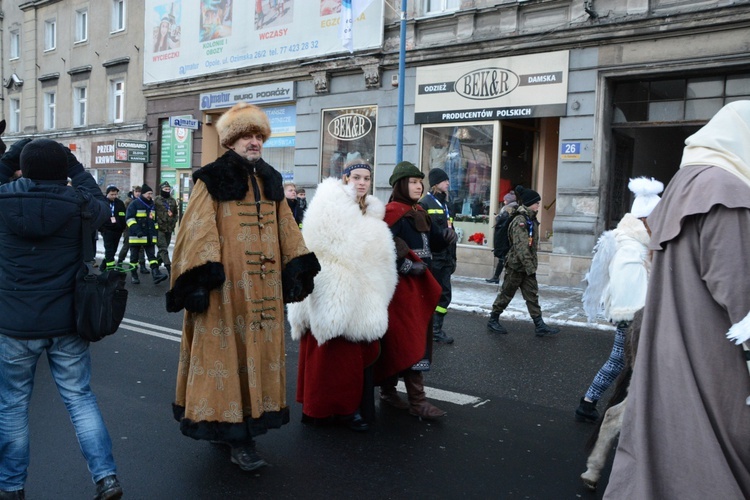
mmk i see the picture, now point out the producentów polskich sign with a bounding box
[414,51,569,124]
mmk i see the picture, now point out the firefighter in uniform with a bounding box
[418,168,456,344]
[125,183,168,285]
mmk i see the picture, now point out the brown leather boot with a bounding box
[379,376,409,410]
[404,370,446,420]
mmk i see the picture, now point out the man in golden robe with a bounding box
[166,102,319,472]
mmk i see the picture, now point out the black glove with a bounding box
[184,287,210,313]
[443,227,457,245]
[1,138,32,171]
[409,260,427,276]
[62,146,85,178]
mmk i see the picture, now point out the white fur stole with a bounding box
[287,178,397,345]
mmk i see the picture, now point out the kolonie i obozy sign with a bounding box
[115,139,150,163]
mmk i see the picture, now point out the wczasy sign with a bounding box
[414,51,570,124]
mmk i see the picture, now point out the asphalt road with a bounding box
[25,279,616,499]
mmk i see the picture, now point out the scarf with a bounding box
[388,178,431,232]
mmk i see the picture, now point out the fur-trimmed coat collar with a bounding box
[287,177,397,344]
[192,149,284,202]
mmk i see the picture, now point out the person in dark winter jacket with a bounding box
[125,183,168,285]
[154,181,178,276]
[284,182,304,227]
[0,138,32,183]
[487,185,560,337]
[0,139,123,499]
[418,167,458,344]
[99,184,127,270]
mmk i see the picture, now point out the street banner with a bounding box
[145,0,384,84]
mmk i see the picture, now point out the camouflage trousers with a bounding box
[490,267,542,318]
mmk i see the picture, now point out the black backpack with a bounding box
[492,209,516,259]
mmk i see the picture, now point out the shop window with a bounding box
[421,124,495,245]
[320,106,377,180]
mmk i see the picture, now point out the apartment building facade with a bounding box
[141,0,750,286]
[2,0,147,192]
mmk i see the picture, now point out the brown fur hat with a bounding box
[216,102,271,147]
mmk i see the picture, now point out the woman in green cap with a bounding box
[377,161,457,420]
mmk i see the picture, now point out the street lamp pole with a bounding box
[396,0,407,164]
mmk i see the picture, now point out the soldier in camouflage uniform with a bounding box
[154,181,178,276]
[487,186,560,337]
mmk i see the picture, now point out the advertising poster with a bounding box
[144,0,383,84]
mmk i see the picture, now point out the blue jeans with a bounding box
[0,334,117,491]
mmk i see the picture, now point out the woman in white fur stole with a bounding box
[287,160,397,432]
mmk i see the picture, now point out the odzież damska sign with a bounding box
[414,51,570,124]
[114,139,150,163]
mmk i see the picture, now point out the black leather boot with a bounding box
[130,269,140,284]
[151,266,168,285]
[532,316,560,337]
[139,262,150,274]
[487,312,508,334]
[432,313,454,344]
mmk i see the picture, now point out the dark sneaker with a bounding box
[345,411,369,432]
[575,397,600,423]
[230,444,268,472]
[485,277,499,283]
[433,330,454,344]
[487,317,508,334]
[94,475,122,500]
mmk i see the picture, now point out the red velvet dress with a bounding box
[296,335,380,419]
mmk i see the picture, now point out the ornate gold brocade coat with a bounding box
[166,150,318,442]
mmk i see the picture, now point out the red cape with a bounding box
[375,202,442,382]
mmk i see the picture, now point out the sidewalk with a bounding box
[96,239,607,330]
[451,275,611,330]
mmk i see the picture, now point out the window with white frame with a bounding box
[74,86,88,127]
[9,98,21,133]
[44,92,56,130]
[75,9,88,43]
[10,30,20,59]
[44,19,56,51]
[112,0,125,32]
[110,79,125,123]
[423,0,460,14]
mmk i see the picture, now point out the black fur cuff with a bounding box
[282,252,321,304]
[166,261,225,312]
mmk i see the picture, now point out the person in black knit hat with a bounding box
[487,185,560,337]
[124,183,168,285]
[418,167,457,344]
[0,139,123,499]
